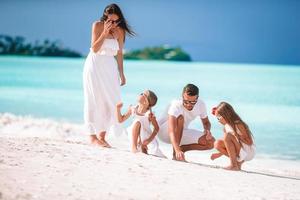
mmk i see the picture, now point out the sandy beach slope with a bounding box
[1,113,300,200]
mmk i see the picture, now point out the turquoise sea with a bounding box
[1,56,300,160]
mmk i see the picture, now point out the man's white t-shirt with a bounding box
[159,99,208,129]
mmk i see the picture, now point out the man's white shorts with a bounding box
[157,121,205,145]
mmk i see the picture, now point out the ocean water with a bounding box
[1,56,300,160]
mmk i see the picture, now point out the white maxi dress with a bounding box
[83,38,121,135]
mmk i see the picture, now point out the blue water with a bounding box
[1,56,300,160]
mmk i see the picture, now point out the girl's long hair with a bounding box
[100,4,135,41]
[216,102,254,142]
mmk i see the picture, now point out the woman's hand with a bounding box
[120,74,126,86]
[103,20,113,36]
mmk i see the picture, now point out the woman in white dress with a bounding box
[83,4,135,147]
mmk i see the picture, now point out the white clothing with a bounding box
[158,121,205,145]
[83,38,121,135]
[127,106,165,158]
[159,99,208,128]
[224,124,256,162]
[157,99,207,145]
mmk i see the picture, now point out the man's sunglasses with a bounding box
[183,99,198,105]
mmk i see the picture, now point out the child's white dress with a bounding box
[224,124,256,162]
[127,106,165,158]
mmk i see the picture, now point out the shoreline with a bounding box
[1,112,300,179]
[2,55,300,67]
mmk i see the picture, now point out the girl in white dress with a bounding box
[210,102,255,171]
[83,4,135,147]
[116,90,165,158]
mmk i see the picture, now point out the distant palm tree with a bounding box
[0,34,82,57]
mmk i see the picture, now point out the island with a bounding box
[1,35,192,61]
[124,45,192,61]
[0,35,82,57]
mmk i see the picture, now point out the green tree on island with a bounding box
[124,45,192,61]
[1,35,192,61]
[0,35,81,57]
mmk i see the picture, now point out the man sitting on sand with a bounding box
[157,83,215,161]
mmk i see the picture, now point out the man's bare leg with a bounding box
[180,134,215,153]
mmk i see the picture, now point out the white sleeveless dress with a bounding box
[83,39,121,135]
[127,106,165,158]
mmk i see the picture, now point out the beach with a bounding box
[1,113,300,200]
[1,0,300,198]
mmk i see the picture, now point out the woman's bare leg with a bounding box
[98,131,111,148]
[90,134,107,147]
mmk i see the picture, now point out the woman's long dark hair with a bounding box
[100,4,135,41]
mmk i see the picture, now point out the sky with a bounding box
[1,0,300,64]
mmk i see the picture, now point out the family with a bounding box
[83,4,255,171]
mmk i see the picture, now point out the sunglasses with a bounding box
[108,18,121,24]
[183,99,198,105]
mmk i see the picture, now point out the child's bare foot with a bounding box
[131,148,139,153]
[223,165,240,171]
[210,153,222,160]
[237,161,244,170]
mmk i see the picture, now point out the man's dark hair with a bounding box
[182,83,199,96]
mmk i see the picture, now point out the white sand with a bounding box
[1,113,300,200]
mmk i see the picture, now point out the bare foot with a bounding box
[210,153,222,160]
[98,139,112,148]
[237,161,244,170]
[131,147,139,153]
[90,138,108,147]
[223,165,240,171]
